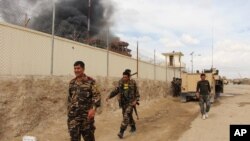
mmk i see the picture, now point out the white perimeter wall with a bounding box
[0,22,180,81]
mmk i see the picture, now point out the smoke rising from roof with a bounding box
[0,0,114,40]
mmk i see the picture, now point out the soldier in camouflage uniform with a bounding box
[68,61,101,141]
[175,78,181,97]
[196,73,211,120]
[117,69,131,108]
[106,70,140,139]
[171,77,177,97]
[171,77,181,97]
[118,69,139,123]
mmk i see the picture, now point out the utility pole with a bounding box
[166,55,168,82]
[154,49,156,80]
[50,0,55,75]
[190,52,194,73]
[179,55,182,78]
[173,55,176,77]
[137,41,139,78]
[87,0,91,43]
[190,52,201,73]
[106,27,109,77]
[165,53,169,96]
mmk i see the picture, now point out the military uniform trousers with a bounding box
[67,118,96,141]
[121,104,135,130]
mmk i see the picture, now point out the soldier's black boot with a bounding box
[118,128,125,139]
[130,125,136,133]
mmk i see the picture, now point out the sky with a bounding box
[111,0,250,78]
[0,0,249,78]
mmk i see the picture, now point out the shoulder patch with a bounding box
[87,76,94,81]
[118,79,123,85]
[69,78,76,84]
[86,75,96,84]
[129,79,137,85]
[130,79,136,83]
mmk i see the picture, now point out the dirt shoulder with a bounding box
[8,97,198,141]
[0,76,198,141]
[95,97,199,141]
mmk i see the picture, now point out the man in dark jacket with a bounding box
[196,73,211,120]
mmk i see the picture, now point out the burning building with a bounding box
[84,38,132,57]
[0,0,132,57]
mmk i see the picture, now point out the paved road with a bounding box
[178,84,250,141]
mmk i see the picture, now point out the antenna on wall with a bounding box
[24,13,30,27]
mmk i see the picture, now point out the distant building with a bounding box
[110,40,132,57]
[162,51,186,79]
[162,51,185,69]
[84,38,132,57]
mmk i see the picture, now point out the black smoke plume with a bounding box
[0,0,114,41]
